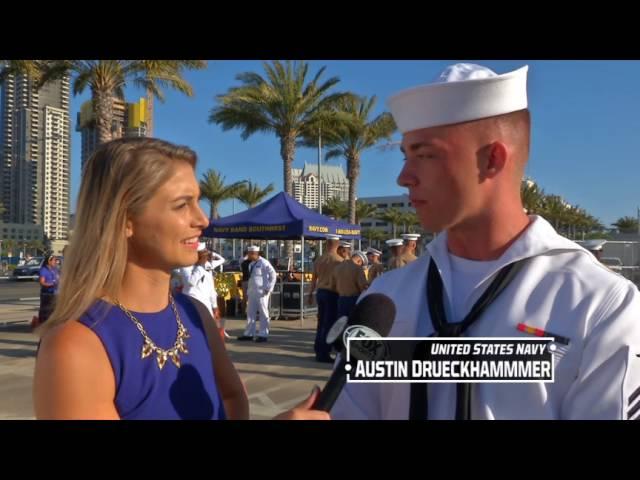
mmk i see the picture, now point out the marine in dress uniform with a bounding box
[385,238,406,270]
[337,241,352,260]
[400,233,420,264]
[330,251,369,321]
[331,63,640,420]
[365,247,385,283]
[309,234,345,362]
[583,239,606,263]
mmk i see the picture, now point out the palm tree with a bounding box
[361,228,386,250]
[235,181,275,250]
[209,60,348,196]
[36,60,130,144]
[236,181,275,209]
[0,60,47,85]
[355,201,378,225]
[400,211,421,233]
[2,239,16,257]
[36,60,205,145]
[612,216,639,234]
[130,60,207,137]
[540,195,570,232]
[308,95,396,224]
[199,169,246,220]
[378,207,405,238]
[323,197,348,220]
[26,239,45,256]
[520,178,545,214]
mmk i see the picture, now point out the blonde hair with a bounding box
[39,138,197,335]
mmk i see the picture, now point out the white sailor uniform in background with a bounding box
[331,216,640,419]
[206,252,226,310]
[243,255,277,340]
[181,263,217,315]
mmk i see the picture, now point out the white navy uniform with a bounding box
[243,256,277,338]
[179,253,225,313]
[331,216,640,419]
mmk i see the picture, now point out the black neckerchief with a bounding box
[409,256,528,420]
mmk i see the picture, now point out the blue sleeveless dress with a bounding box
[78,293,226,420]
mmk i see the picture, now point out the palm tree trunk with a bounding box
[146,87,154,137]
[347,154,359,225]
[280,135,295,196]
[93,88,114,145]
[280,135,295,261]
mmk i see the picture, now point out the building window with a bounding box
[361,222,372,227]
[376,203,388,208]
[392,202,404,207]
[376,222,388,227]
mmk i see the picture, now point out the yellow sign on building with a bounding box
[128,98,147,128]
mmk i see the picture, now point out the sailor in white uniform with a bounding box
[330,63,640,420]
[180,242,222,318]
[237,246,277,342]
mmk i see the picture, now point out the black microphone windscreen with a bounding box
[347,293,395,337]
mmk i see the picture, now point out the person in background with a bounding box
[365,247,385,283]
[583,239,606,263]
[337,241,352,260]
[400,233,421,264]
[385,238,406,270]
[330,250,369,322]
[237,246,277,343]
[240,250,251,316]
[308,234,344,363]
[37,253,60,325]
[206,249,228,339]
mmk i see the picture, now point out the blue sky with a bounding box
[68,60,640,226]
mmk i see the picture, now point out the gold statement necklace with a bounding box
[114,294,190,370]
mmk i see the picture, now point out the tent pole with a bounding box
[300,235,305,326]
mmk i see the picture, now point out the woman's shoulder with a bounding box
[35,320,116,419]
[39,320,105,362]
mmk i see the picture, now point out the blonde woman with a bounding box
[33,138,327,420]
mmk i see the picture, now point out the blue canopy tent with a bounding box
[203,191,360,240]
[203,192,361,322]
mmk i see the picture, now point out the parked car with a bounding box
[12,257,44,281]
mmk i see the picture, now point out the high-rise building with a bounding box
[0,69,71,244]
[291,163,349,210]
[76,97,150,170]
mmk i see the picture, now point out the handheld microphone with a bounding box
[312,293,396,412]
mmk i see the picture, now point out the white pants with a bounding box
[244,293,271,338]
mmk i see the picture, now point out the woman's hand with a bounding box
[272,387,330,420]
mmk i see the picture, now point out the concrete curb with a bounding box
[0,297,39,304]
